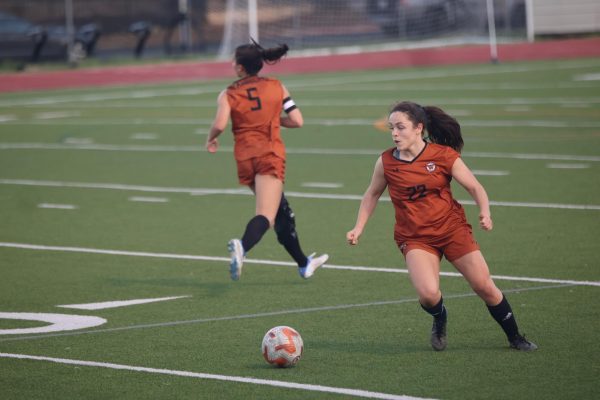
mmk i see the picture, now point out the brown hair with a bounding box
[390,101,464,152]
[234,38,289,75]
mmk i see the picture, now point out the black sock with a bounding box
[279,233,307,268]
[240,215,270,254]
[274,195,307,267]
[487,294,519,340]
[421,296,447,323]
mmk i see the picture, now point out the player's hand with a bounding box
[206,138,219,153]
[479,214,493,231]
[346,228,362,245]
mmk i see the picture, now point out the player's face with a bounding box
[388,111,423,151]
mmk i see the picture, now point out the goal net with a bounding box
[216,0,528,59]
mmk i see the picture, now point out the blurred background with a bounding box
[0,0,598,67]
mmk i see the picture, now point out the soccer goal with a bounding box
[216,0,528,60]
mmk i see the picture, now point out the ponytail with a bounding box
[235,39,289,75]
[390,101,464,152]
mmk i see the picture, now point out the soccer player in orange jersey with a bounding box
[347,101,537,351]
[206,40,328,281]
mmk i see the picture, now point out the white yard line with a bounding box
[1,59,598,108]
[1,143,599,163]
[0,353,434,400]
[2,117,599,128]
[0,283,572,343]
[0,242,597,287]
[1,179,599,210]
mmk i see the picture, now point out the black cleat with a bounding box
[430,317,447,351]
[509,334,538,351]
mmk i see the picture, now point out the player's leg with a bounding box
[244,173,283,250]
[274,194,328,278]
[405,248,447,351]
[451,250,537,351]
[228,172,282,281]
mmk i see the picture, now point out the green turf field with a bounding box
[1,58,599,399]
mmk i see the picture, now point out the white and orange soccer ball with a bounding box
[261,326,304,368]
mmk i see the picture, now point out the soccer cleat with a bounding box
[299,253,329,279]
[228,239,244,281]
[509,334,538,351]
[430,317,447,351]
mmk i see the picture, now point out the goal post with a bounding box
[216,0,528,60]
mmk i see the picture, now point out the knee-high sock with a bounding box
[487,294,519,340]
[241,215,270,254]
[275,195,307,267]
[421,296,447,322]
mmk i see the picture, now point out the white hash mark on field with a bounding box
[546,163,590,169]
[301,182,344,188]
[128,196,169,203]
[37,203,77,210]
[0,352,435,400]
[57,296,191,310]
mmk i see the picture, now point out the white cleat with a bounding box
[228,239,244,281]
[299,253,329,279]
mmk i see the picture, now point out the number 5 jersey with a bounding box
[226,76,286,162]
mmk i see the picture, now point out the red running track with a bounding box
[0,37,598,93]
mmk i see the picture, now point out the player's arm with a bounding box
[280,84,303,128]
[347,156,388,245]
[206,90,230,153]
[451,157,493,231]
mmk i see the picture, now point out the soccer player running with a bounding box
[206,39,328,281]
[346,101,537,351]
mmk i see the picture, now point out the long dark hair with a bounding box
[390,101,464,152]
[234,38,289,75]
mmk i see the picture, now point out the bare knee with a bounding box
[472,279,502,304]
[417,288,442,307]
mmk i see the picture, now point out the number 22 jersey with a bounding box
[381,142,470,242]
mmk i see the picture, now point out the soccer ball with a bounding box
[261,326,304,368]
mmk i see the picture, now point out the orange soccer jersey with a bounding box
[226,76,286,162]
[381,143,469,243]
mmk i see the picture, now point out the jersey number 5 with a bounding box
[246,88,262,111]
[407,184,427,201]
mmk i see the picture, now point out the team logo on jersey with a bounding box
[426,162,436,172]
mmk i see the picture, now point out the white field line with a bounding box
[0,242,598,287]
[33,111,81,120]
[0,353,433,400]
[1,59,598,108]
[574,73,600,81]
[546,163,590,169]
[0,284,571,343]
[1,179,599,210]
[301,182,344,189]
[471,170,510,176]
[2,118,600,128]
[128,196,169,203]
[1,143,599,163]
[57,295,191,310]
[37,203,77,210]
